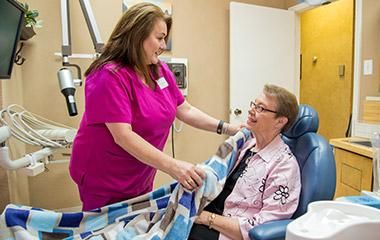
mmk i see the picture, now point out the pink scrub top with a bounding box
[69,62,185,200]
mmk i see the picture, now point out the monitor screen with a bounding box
[0,0,24,79]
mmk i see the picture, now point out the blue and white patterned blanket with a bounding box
[0,129,251,240]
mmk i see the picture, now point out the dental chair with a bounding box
[249,104,336,240]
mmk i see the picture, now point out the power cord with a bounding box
[171,124,175,158]
[171,120,186,158]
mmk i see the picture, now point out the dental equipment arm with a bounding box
[0,125,11,143]
[0,125,53,172]
[0,105,76,175]
[0,146,52,170]
[79,0,104,53]
[58,0,104,117]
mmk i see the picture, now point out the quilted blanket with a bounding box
[0,129,251,240]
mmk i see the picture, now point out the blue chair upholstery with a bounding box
[249,104,336,240]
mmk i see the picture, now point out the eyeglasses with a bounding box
[250,101,277,114]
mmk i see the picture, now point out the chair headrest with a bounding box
[283,104,319,139]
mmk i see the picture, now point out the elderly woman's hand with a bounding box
[194,210,211,226]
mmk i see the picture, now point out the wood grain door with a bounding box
[300,0,354,140]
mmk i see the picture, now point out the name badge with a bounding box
[157,77,169,90]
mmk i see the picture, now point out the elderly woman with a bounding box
[189,84,301,240]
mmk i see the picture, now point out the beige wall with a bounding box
[1,0,287,210]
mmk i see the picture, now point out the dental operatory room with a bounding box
[1,0,380,239]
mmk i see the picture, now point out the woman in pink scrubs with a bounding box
[69,2,240,211]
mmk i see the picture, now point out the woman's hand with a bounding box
[169,160,206,191]
[225,122,246,136]
[194,210,211,226]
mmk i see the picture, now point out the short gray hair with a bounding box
[263,84,299,132]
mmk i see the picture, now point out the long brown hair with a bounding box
[85,2,172,84]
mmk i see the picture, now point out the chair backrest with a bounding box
[282,104,336,218]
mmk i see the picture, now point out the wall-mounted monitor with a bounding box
[0,0,25,79]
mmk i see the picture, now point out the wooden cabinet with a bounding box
[330,138,374,199]
[334,148,372,198]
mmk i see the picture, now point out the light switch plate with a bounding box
[363,59,373,75]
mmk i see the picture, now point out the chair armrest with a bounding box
[248,219,293,240]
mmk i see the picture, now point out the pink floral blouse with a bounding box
[219,135,301,240]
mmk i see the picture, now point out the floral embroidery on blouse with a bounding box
[273,185,290,205]
[247,217,257,226]
[240,168,248,178]
[258,178,266,193]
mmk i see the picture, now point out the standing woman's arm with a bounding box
[176,101,242,136]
